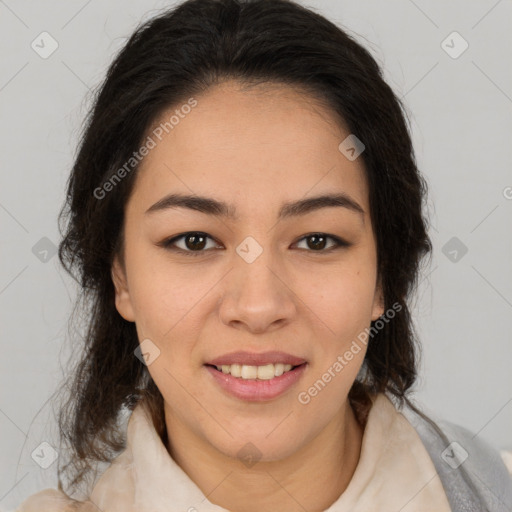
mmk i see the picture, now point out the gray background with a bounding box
[1,0,511,509]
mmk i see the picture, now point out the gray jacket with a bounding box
[403,402,512,511]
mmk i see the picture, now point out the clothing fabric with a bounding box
[15,393,512,511]
[403,403,512,511]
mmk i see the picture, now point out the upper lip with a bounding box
[206,351,307,367]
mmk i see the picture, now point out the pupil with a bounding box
[186,234,206,250]
[309,234,326,250]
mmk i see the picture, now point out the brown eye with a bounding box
[306,234,328,250]
[161,232,220,256]
[295,233,349,252]
[160,231,349,257]
[183,233,207,251]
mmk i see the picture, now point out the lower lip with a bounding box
[205,363,308,402]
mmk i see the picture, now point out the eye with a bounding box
[159,231,350,256]
[160,232,221,256]
[294,233,349,252]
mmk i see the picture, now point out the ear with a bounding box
[111,255,136,322]
[371,275,385,321]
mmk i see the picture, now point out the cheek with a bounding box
[125,246,204,333]
[299,262,377,335]
[126,255,223,376]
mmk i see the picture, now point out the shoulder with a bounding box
[400,399,512,511]
[16,488,98,512]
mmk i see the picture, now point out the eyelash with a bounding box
[159,231,350,257]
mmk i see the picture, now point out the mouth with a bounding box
[205,362,306,380]
[204,362,308,402]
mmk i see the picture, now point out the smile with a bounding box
[212,363,296,380]
[204,362,308,401]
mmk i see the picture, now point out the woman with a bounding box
[16,0,512,510]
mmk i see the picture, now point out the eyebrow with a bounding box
[145,192,365,222]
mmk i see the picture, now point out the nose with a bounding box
[218,248,297,334]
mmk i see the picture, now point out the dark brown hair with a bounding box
[55,0,432,497]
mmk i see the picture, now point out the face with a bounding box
[112,80,384,462]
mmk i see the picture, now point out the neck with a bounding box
[163,400,365,512]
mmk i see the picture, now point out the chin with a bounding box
[208,426,308,464]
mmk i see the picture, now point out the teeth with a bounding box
[215,363,295,379]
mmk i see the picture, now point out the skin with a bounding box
[112,80,384,512]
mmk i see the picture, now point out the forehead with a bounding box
[128,80,369,218]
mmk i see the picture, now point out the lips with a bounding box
[205,350,307,367]
[205,362,308,401]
